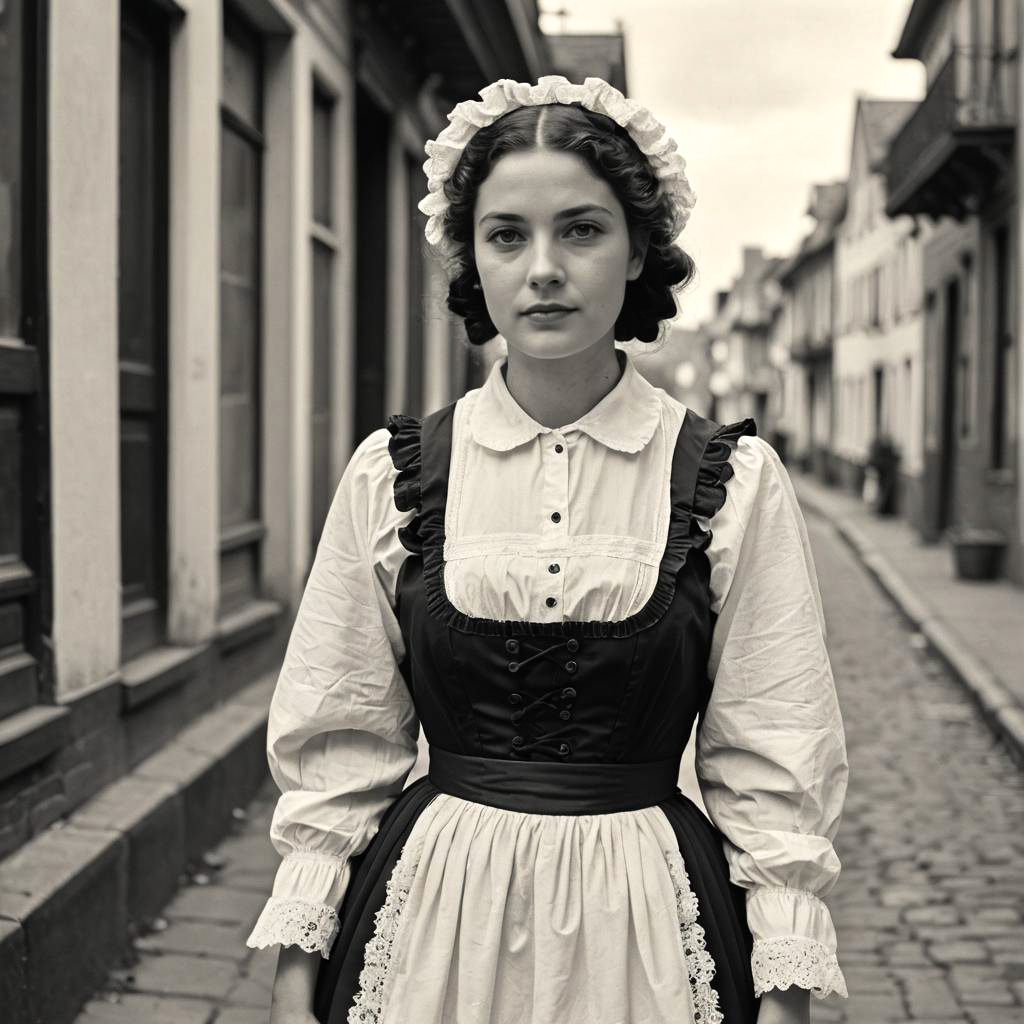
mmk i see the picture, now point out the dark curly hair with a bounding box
[438,102,697,345]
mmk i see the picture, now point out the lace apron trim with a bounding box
[664,848,725,1024]
[347,833,426,1024]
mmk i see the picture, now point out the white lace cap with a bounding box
[417,74,696,261]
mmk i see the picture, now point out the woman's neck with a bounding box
[502,343,625,429]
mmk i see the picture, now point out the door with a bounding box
[119,2,170,661]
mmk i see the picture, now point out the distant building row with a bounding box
[696,0,1023,586]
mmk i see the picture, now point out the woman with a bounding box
[247,76,850,1024]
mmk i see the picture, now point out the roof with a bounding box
[892,0,943,59]
[858,99,918,169]
[546,32,628,93]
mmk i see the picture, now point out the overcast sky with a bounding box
[537,0,925,327]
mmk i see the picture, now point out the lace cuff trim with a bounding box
[665,849,724,1024]
[348,832,426,1021]
[245,896,340,959]
[751,936,848,1000]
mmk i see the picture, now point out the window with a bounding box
[310,83,335,556]
[119,3,170,661]
[218,10,265,615]
[873,365,885,438]
[0,0,47,719]
[903,357,913,451]
[0,1,24,337]
[869,267,882,329]
[992,224,1016,469]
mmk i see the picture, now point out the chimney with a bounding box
[742,246,764,279]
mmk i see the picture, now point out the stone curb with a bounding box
[0,672,275,1024]
[798,488,1024,772]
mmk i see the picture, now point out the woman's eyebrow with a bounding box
[478,204,613,225]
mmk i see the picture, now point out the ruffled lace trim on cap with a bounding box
[347,834,425,1023]
[245,896,340,958]
[418,75,696,260]
[664,849,724,1024]
[750,936,849,1000]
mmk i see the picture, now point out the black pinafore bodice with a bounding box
[385,401,757,777]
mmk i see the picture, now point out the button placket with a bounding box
[540,432,568,618]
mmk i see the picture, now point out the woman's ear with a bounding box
[626,236,648,281]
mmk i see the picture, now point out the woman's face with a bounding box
[472,148,645,361]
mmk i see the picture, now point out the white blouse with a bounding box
[247,351,850,1013]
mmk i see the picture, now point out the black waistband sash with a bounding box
[427,746,681,815]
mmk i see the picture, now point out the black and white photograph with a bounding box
[1,1,1023,1022]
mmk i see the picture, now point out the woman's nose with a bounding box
[527,237,566,289]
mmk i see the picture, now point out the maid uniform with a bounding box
[247,349,850,1024]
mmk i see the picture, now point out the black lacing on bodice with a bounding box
[502,635,580,758]
[385,408,756,639]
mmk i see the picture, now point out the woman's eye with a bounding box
[489,228,522,246]
[567,222,601,240]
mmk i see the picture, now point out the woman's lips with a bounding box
[524,309,576,323]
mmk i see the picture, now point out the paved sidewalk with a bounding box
[791,471,1024,769]
[74,783,281,1024]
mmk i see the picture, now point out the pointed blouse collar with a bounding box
[469,349,662,454]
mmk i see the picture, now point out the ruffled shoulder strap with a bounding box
[692,415,758,521]
[385,413,422,513]
[385,403,458,555]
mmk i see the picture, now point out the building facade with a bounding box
[772,184,846,479]
[884,0,1021,582]
[704,246,784,432]
[833,99,927,519]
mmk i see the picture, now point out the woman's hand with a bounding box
[755,985,811,1024]
[269,944,322,1024]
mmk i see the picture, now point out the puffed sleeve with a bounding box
[693,430,849,999]
[245,427,419,958]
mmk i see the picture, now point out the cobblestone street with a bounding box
[73,507,1024,1023]
[807,510,1024,1024]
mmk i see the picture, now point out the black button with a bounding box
[550,511,561,523]
[508,692,523,706]
[565,660,577,673]
[505,639,520,653]
[566,638,579,653]
[558,742,571,756]
[559,709,572,721]
[507,661,520,673]
[512,735,525,747]
[562,687,576,700]
[554,443,564,453]
[548,563,560,574]
[545,597,557,608]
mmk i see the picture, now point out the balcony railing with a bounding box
[885,46,1017,218]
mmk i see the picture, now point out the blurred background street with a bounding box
[1,1,1023,1022]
